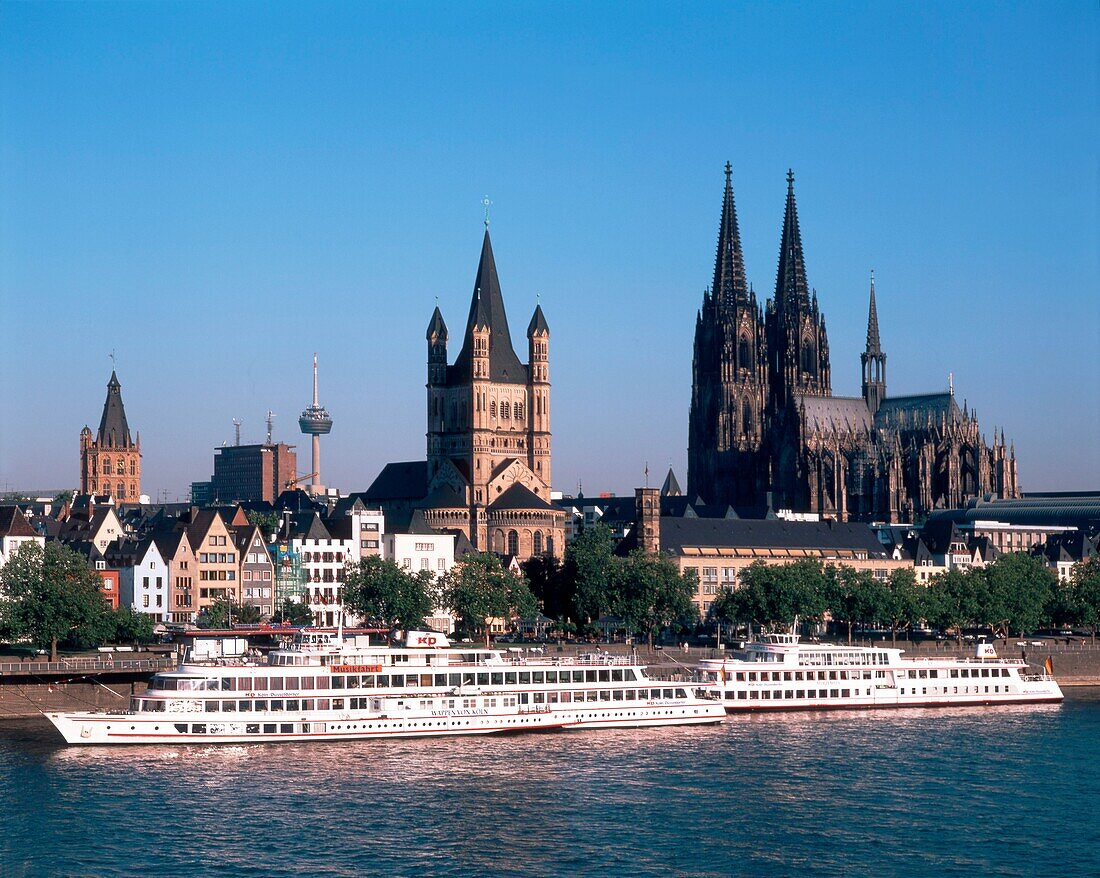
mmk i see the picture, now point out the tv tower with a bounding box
[298,353,333,495]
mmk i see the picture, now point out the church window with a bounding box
[490,400,497,418]
[742,401,753,436]
[801,340,816,375]
[507,530,519,555]
[103,457,111,473]
[501,402,510,419]
[515,402,524,420]
[546,536,554,557]
[533,532,543,555]
[118,483,126,499]
[130,461,136,476]
[738,337,751,368]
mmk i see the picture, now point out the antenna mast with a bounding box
[233,418,242,446]
[266,411,275,445]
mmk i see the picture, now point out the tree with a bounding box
[235,603,262,624]
[522,554,572,621]
[246,510,280,538]
[440,553,536,640]
[825,566,885,644]
[272,598,313,626]
[113,607,155,644]
[926,568,978,641]
[612,550,698,648]
[199,597,233,629]
[0,542,114,660]
[982,554,1055,638]
[1070,556,1100,643]
[344,556,434,631]
[884,568,921,646]
[54,490,74,505]
[564,523,616,623]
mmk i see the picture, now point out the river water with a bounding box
[2,690,1098,878]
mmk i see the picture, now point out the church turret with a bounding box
[527,302,551,487]
[861,271,887,417]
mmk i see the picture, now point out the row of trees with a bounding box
[711,553,1100,643]
[341,529,699,647]
[0,542,155,660]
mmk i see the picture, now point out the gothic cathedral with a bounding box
[688,165,1020,522]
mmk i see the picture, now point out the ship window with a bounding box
[842,689,850,698]
[613,690,623,701]
[491,673,504,685]
[529,673,541,684]
[269,676,284,690]
[280,724,293,733]
[253,677,268,691]
[561,692,572,703]
[783,672,792,681]
[663,689,674,699]
[748,673,757,682]
[301,676,315,690]
[239,701,251,712]
[785,690,794,700]
[519,672,531,684]
[285,677,299,690]
[192,724,206,733]
[950,669,959,678]
[626,669,639,681]
[797,690,805,699]
[586,691,598,702]
[331,676,344,689]
[254,699,268,710]
[625,690,636,701]
[573,671,585,683]
[736,673,745,682]
[545,671,557,683]
[222,700,236,712]
[738,691,747,700]
[505,673,517,685]
[599,691,610,701]
[598,670,610,682]
[831,689,840,698]
[611,670,623,682]
[247,724,260,734]
[762,691,771,700]
[585,671,596,682]
[205,701,220,712]
[270,700,284,711]
[286,699,300,711]
[263,724,276,733]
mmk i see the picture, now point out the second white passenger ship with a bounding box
[47,630,725,745]
[696,633,1063,711]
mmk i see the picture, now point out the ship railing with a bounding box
[1019,673,1056,682]
[0,657,176,675]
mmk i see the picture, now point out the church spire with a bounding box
[97,370,133,449]
[866,270,882,353]
[774,169,810,311]
[861,271,887,418]
[452,228,525,383]
[713,161,748,303]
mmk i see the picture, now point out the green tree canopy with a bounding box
[440,552,537,639]
[926,568,980,640]
[612,550,698,647]
[0,542,114,660]
[885,568,921,644]
[564,523,616,623]
[522,554,572,621]
[272,598,314,626]
[1070,556,1100,642]
[113,606,156,644]
[982,553,1056,637]
[344,556,435,631]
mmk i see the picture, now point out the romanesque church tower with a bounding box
[423,228,565,560]
[80,370,141,501]
[687,163,768,506]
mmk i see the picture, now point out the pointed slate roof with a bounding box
[426,306,448,341]
[660,467,683,497]
[451,230,527,384]
[774,170,810,311]
[527,303,549,337]
[713,162,749,302]
[0,505,38,538]
[866,272,882,353]
[97,371,134,448]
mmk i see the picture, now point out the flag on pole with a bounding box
[1044,655,1054,676]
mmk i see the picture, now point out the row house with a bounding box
[107,536,169,621]
[180,508,240,617]
[0,506,45,571]
[235,523,276,616]
[283,512,355,626]
[384,509,457,634]
[153,531,197,624]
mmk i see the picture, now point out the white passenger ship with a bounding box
[696,633,1063,711]
[47,630,724,745]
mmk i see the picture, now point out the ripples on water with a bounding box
[2,693,1099,878]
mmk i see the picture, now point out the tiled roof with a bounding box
[365,461,428,502]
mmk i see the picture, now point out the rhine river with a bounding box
[2,691,1098,878]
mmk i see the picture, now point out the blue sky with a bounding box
[1,1,1097,499]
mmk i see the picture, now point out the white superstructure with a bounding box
[47,630,724,745]
[696,633,1063,711]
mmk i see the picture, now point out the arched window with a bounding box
[742,401,753,436]
[117,483,126,499]
[501,401,510,419]
[507,530,519,555]
[103,457,111,473]
[546,536,554,557]
[130,461,136,476]
[738,336,751,368]
[801,339,816,374]
[533,532,543,555]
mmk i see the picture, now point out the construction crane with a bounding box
[284,472,318,490]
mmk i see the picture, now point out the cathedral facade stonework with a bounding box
[688,165,1019,523]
